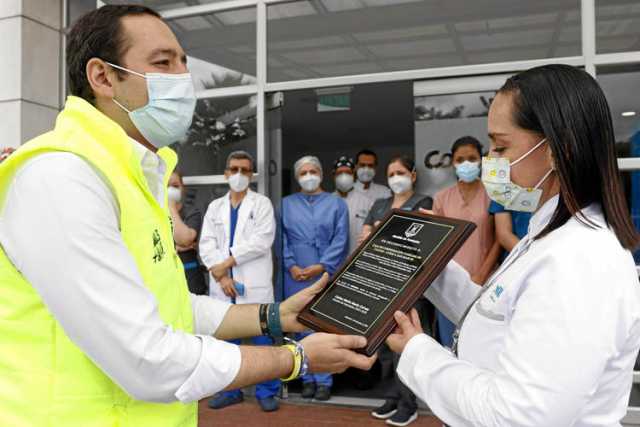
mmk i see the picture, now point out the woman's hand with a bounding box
[419,208,434,215]
[301,333,377,373]
[289,265,305,281]
[280,273,329,332]
[386,309,424,354]
[358,228,372,245]
[302,264,324,279]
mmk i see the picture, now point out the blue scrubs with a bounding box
[224,202,280,401]
[489,200,532,241]
[281,192,349,386]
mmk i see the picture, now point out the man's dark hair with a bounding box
[66,5,162,104]
[356,149,378,165]
[226,150,255,171]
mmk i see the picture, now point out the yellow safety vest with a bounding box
[0,96,196,427]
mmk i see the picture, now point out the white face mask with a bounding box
[388,175,412,195]
[357,167,375,183]
[481,138,553,212]
[106,62,196,149]
[335,173,354,193]
[167,186,182,202]
[227,173,250,193]
[298,174,321,193]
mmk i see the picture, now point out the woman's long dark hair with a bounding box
[498,64,639,250]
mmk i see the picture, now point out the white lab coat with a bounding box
[199,190,275,304]
[334,190,374,254]
[397,195,640,427]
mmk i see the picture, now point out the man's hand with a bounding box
[302,264,324,280]
[211,257,235,281]
[280,273,329,332]
[218,276,238,298]
[289,265,305,282]
[386,309,423,354]
[419,208,434,215]
[301,333,377,373]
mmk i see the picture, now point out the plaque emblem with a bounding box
[404,223,424,238]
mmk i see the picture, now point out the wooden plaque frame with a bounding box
[297,209,476,356]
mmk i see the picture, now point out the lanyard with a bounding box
[451,235,534,355]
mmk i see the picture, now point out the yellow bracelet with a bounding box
[280,344,302,382]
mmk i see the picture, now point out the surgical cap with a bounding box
[294,155,323,178]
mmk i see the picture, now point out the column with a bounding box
[0,0,62,149]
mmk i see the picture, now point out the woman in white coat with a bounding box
[387,64,640,427]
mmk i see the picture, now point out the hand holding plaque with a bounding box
[297,209,476,356]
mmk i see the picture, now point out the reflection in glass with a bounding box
[267,0,581,82]
[413,88,494,200]
[172,96,257,176]
[183,183,258,218]
[103,0,229,12]
[414,92,495,121]
[167,7,257,89]
[597,64,640,155]
[596,0,640,54]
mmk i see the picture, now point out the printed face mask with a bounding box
[481,138,553,213]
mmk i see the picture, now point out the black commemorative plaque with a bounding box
[298,209,476,356]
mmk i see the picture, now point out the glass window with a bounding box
[597,64,640,158]
[67,0,96,26]
[183,183,257,216]
[596,0,640,54]
[599,66,640,266]
[166,7,257,89]
[414,90,495,197]
[101,3,257,88]
[267,0,581,82]
[269,81,414,199]
[103,1,230,12]
[172,95,257,176]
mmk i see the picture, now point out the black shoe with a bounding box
[207,393,243,410]
[385,409,417,427]
[314,385,331,401]
[257,396,279,412]
[371,400,398,419]
[301,382,316,399]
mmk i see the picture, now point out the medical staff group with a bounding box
[0,4,639,427]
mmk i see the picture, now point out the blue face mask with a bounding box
[106,62,196,149]
[455,161,481,183]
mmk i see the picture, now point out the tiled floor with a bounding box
[197,399,442,426]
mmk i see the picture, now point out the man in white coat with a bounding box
[200,150,280,412]
[333,155,373,254]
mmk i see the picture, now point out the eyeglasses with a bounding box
[227,166,253,174]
